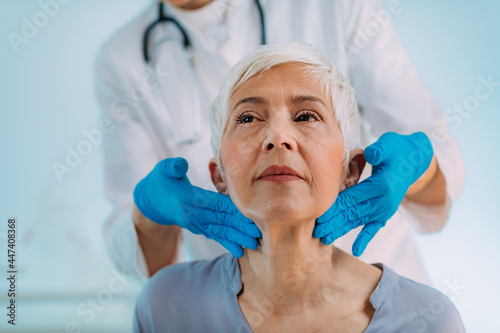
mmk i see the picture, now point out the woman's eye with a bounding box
[240,115,255,123]
[235,112,257,124]
[295,111,319,122]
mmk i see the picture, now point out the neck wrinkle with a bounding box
[238,219,343,313]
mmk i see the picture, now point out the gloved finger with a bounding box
[409,132,434,171]
[321,214,382,245]
[364,139,390,166]
[188,186,253,222]
[313,218,336,239]
[352,221,385,257]
[205,225,259,250]
[320,233,336,246]
[317,180,384,223]
[314,211,374,239]
[212,237,245,258]
[182,203,261,238]
[157,157,191,182]
[315,208,388,244]
[410,132,433,156]
[315,196,394,242]
[323,199,385,235]
[212,211,262,238]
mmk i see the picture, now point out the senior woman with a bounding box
[133,44,464,332]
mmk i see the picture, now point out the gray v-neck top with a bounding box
[133,254,464,332]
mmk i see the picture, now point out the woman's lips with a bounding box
[258,174,302,182]
[258,165,302,182]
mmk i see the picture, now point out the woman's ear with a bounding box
[209,158,228,194]
[344,148,366,188]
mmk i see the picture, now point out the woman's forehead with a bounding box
[230,64,331,109]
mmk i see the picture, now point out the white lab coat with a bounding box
[94,0,465,283]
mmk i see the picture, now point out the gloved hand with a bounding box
[134,157,262,257]
[313,132,433,256]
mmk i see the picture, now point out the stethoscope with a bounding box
[142,0,266,145]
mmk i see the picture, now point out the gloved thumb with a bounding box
[364,141,388,166]
[158,157,189,179]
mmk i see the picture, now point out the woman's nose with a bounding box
[262,116,297,152]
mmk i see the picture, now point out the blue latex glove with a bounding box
[133,157,262,257]
[313,132,433,256]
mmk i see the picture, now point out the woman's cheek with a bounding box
[220,155,246,203]
[313,143,345,206]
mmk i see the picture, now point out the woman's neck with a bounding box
[238,220,346,313]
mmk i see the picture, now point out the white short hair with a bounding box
[210,43,360,172]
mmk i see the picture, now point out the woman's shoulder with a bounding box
[140,253,233,300]
[135,253,238,312]
[367,264,465,333]
[133,254,239,331]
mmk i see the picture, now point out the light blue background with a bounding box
[1,0,499,331]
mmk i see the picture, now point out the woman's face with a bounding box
[214,64,347,224]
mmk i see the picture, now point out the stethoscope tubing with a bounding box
[141,0,266,145]
[143,0,266,63]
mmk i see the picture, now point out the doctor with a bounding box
[95,0,464,283]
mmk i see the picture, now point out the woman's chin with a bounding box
[242,199,316,224]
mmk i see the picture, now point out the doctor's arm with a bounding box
[405,155,447,206]
[95,46,182,279]
[346,0,465,231]
[133,207,181,276]
[314,0,464,255]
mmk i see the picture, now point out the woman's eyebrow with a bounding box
[290,95,326,106]
[233,96,266,110]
